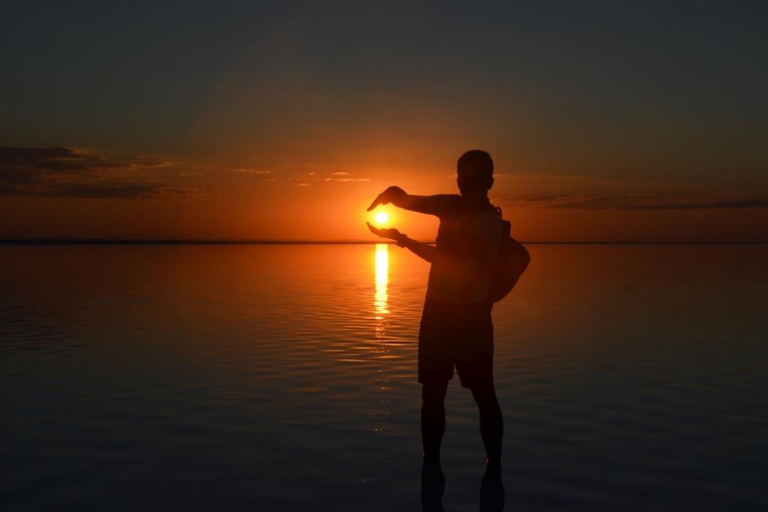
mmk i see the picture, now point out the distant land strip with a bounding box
[1,239,766,245]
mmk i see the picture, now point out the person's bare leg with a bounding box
[421,380,449,464]
[470,379,503,474]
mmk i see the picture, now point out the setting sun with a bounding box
[375,211,389,225]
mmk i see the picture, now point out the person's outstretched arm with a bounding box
[367,186,452,216]
[366,223,439,263]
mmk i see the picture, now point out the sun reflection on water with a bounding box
[371,245,393,431]
[374,243,389,316]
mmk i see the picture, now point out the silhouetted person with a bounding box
[367,150,505,486]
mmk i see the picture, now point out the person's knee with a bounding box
[422,381,448,406]
[422,393,445,407]
[471,380,500,409]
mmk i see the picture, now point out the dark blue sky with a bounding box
[1,1,767,240]
[3,2,766,172]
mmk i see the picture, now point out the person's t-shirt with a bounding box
[421,195,502,303]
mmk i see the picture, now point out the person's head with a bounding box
[457,150,494,197]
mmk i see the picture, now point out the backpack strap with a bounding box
[445,198,501,232]
[489,203,511,237]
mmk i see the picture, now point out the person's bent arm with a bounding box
[398,235,439,263]
[366,223,438,263]
[367,186,452,216]
[402,232,488,281]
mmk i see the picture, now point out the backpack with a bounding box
[441,198,530,302]
[488,205,530,302]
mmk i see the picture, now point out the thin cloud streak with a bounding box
[233,168,271,174]
[0,147,202,199]
[497,194,768,210]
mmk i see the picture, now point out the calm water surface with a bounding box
[1,244,767,511]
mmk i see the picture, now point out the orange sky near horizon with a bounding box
[2,159,768,243]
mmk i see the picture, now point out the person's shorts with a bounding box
[418,298,494,388]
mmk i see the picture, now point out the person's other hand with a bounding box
[367,222,403,243]
[367,186,406,211]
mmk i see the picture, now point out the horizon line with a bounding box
[1,238,767,246]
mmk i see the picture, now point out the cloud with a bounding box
[0,147,200,199]
[490,171,768,211]
[497,194,768,210]
[36,183,195,199]
[233,168,271,174]
[650,198,768,210]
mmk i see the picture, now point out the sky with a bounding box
[1,1,767,242]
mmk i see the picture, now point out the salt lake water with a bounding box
[1,244,767,511]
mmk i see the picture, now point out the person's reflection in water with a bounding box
[367,150,506,510]
[479,470,505,511]
[421,462,446,512]
[421,465,505,512]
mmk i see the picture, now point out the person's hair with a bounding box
[457,150,493,180]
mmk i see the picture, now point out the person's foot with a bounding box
[479,469,504,512]
[421,460,445,512]
[421,459,445,487]
[485,458,502,476]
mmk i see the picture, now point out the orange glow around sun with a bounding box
[375,211,389,225]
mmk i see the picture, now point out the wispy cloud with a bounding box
[0,147,201,199]
[493,172,768,211]
[497,194,768,210]
[233,168,271,174]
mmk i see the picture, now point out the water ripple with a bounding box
[1,245,767,510]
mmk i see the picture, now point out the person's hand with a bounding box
[367,222,405,244]
[367,186,406,211]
